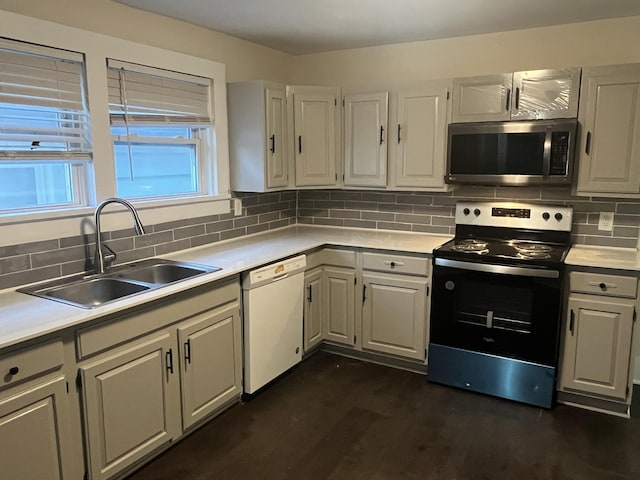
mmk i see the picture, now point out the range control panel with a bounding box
[456,202,573,232]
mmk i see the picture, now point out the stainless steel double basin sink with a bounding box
[19,259,221,309]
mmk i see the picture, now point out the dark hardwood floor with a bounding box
[127,352,640,480]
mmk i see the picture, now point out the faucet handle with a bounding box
[102,243,117,268]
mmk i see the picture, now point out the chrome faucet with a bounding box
[94,198,145,274]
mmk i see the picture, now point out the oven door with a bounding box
[430,258,563,367]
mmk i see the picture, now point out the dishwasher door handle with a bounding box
[272,272,289,281]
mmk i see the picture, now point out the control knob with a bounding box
[555,212,563,221]
[463,208,470,215]
[473,208,481,217]
[542,212,550,221]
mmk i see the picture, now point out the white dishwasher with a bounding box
[242,254,306,394]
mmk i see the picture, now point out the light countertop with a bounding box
[0,225,451,351]
[2,225,638,352]
[565,245,640,272]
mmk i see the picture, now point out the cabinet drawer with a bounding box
[323,248,356,268]
[0,340,63,387]
[570,272,637,298]
[362,252,429,276]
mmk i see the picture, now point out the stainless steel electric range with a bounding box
[428,201,573,408]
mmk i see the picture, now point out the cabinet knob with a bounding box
[599,282,607,290]
[463,208,470,215]
[9,366,19,376]
[555,212,563,221]
[390,261,396,267]
[474,208,481,217]
[542,212,550,220]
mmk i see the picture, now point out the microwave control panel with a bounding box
[549,132,570,176]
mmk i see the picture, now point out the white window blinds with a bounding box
[107,59,213,125]
[0,38,92,158]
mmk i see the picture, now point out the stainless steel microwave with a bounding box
[445,119,578,186]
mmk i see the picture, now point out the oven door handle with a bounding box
[434,258,560,279]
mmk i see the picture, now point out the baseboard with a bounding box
[321,343,428,375]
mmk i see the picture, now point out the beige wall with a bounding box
[289,16,640,87]
[0,0,291,83]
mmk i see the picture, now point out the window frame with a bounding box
[0,11,231,245]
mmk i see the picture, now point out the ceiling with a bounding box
[115,0,640,55]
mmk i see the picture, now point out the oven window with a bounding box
[449,132,545,175]
[455,283,533,334]
[430,264,562,366]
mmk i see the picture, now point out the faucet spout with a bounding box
[94,197,145,274]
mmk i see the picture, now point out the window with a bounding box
[107,60,213,200]
[0,38,92,214]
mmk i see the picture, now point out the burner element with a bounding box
[451,239,489,254]
[513,242,553,253]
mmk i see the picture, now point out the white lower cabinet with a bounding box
[177,303,242,430]
[362,272,427,360]
[78,280,242,480]
[303,248,430,362]
[560,295,635,401]
[0,375,74,480]
[323,267,356,346]
[81,332,180,480]
[304,267,324,351]
[559,271,638,410]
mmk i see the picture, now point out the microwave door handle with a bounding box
[542,127,552,178]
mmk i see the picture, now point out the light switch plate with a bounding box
[598,211,614,231]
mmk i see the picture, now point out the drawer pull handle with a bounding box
[587,281,617,290]
[8,366,19,376]
[383,261,405,268]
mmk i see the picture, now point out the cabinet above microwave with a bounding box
[451,68,582,123]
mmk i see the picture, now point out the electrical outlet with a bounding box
[233,198,242,216]
[598,211,614,232]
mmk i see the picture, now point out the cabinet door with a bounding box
[560,296,635,400]
[362,273,427,360]
[81,332,180,480]
[577,65,640,194]
[294,91,337,186]
[451,74,512,122]
[265,85,288,189]
[178,303,242,430]
[392,83,448,189]
[323,267,356,346]
[343,92,388,187]
[0,376,73,480]
[512,68,581,120]
[304,268,324,351]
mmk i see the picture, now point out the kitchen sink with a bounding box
[44,278,150,308]
[19,258,222,309]
[117,262,214,285]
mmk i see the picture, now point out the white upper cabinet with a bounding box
[512,68,581,120]
[290,85,339,187]
[452,74,512,122]
[343,91,388,187]
[576,64,640,196]
[389,81,450,190]
[265,86,289,189]
[227,80,289,192]
[452,68,581,123]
